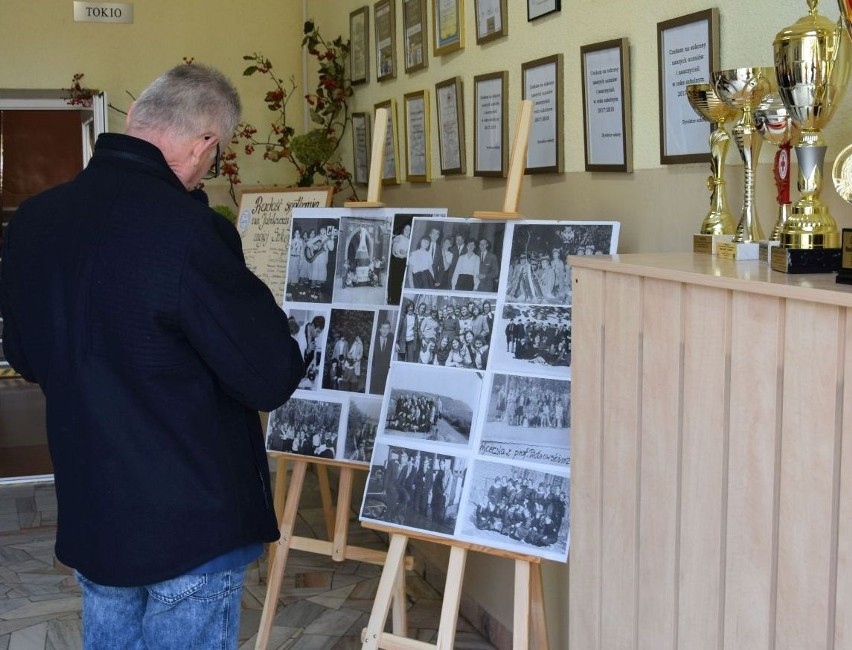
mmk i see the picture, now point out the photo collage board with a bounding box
[264,207,447,466]
[358,217,620,562]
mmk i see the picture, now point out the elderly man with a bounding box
[0,64,304,649]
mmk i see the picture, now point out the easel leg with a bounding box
[513,560,531,650]
[317,463,336,539]
[332,467,353,561]
[390,555,408,637]
[529,562,550,650]
[361,534,408,650]
[266,457,289,582]
[435,546,468,650]
[255,460,307,650]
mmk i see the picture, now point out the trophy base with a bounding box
[758,240,781,263]
[717,241,760,261]
[693,234,734,254]
[769,246,841,274]
[836,229,852,284]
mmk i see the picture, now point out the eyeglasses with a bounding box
[203,141,220,180]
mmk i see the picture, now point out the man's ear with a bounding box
[125,101,136,129]
[190,135,216,166]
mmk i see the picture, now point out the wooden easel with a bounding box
[345,107,389,208]
[360,524,550,650]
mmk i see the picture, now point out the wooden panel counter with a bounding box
[568,253,852,650]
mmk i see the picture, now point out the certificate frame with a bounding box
[349,6,370,85]
[403,90,431,183]
[402,0,429,73]
[522,53,564,175]
[351,111,372,185]
[473,70,508,178]
[375,99,401,185]
[435,76,466,175]
[475,0,507,45]
[580,38,633,173]
[432,0,465,56]
[527,0,560,21]
[657,8,719,164]
[374,0,397,82]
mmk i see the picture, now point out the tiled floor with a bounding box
[0,470,496,650]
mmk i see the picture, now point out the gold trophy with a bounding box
[753,92,799,261]
[713,67,776,260]
[686,83,738,254]
[771,0,850,272]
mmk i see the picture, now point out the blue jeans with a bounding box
[76,566,246,649]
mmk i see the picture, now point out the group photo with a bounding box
[285,217,339,303]
[266,396,344,460]
[491,304,572,378]
[404,218,505,293]
[322,308,376,394]
[361,443,468,536]
[395,293,495,370]
[286,308,329,391]
[332,215,392,305]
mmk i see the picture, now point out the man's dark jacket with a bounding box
[0,133,304,586]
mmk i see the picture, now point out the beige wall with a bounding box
[0,0,306,202]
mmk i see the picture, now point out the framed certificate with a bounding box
[349,6,370,85]
[657,8,719,164]
[403,0,428,73]
[404,90,431,182]
[473,70,508,177]
[375,99,401,185]
[435,76,466,175]
[352,112,371,185]
[475,0,507,45]
[432,0,465,56]
[374,0,397,81]
[527,0,560,21]
[581,38,633,173]
[522,54,563,174]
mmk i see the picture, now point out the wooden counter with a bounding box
[568,253,852,650]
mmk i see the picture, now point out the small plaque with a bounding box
[693,233,734,255]
[770,246,842,274]
[759,240,780,263]
[73,2,133,23]
[717,241,760,261]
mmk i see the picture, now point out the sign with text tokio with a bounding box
[73,2,134,23]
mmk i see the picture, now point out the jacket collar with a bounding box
[90,133,186,192]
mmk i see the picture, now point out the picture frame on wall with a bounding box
[402,0,428,73]
[527,0,560,21]
[351,112,371,185]
[581,38,633,173]
[375,99,401,185]
[349,6,370,85]
[473,70,508,177]
[474,0,507,45]
[657,8,719,164]
[432,0,465,56]
[374,0,397,81]
[435,76,466,175]
[522,54,563,174]
[404,90,431,183]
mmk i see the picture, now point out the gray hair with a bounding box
[128,64,241,141]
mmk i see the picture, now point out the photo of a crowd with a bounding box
[332,216,392,305]
[286,308,329,391]
[285,217,339,304]
[480,374,570,467]
[266,397,344,460]
[505,223,617,305]
[361,443,468,536]
[344,395,381,463]
[404,218,505,293]
[395,293,495,370]
[322,308,375,394]
[459,460,569,558]
[491,304,571,378]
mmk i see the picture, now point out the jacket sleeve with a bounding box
[0,229,36,382]
[178,213,305,412]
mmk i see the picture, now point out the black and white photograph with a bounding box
[491,304,571,379]
[388,214,415,305]
[396,293,495,369]
[332,215,393,305]
[480,374,570,467]
[505,222,617,305]
[266,396,345,460]
[322,308,376,394]
[382,363,482,445]
[361,442,468,536]
[458,459,569,561]
[286,308,330,390]
[344,395,382,463]
[405,218,505,293]
[285,217,339,304]
[368,308,398,395]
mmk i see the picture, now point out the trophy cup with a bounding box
[771,0,850,273]
[753,92,799,261]
[831,144,852,282]
[713,67,776,260]
[686,83,738,254]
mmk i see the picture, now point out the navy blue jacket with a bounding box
[0,133,304,586]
